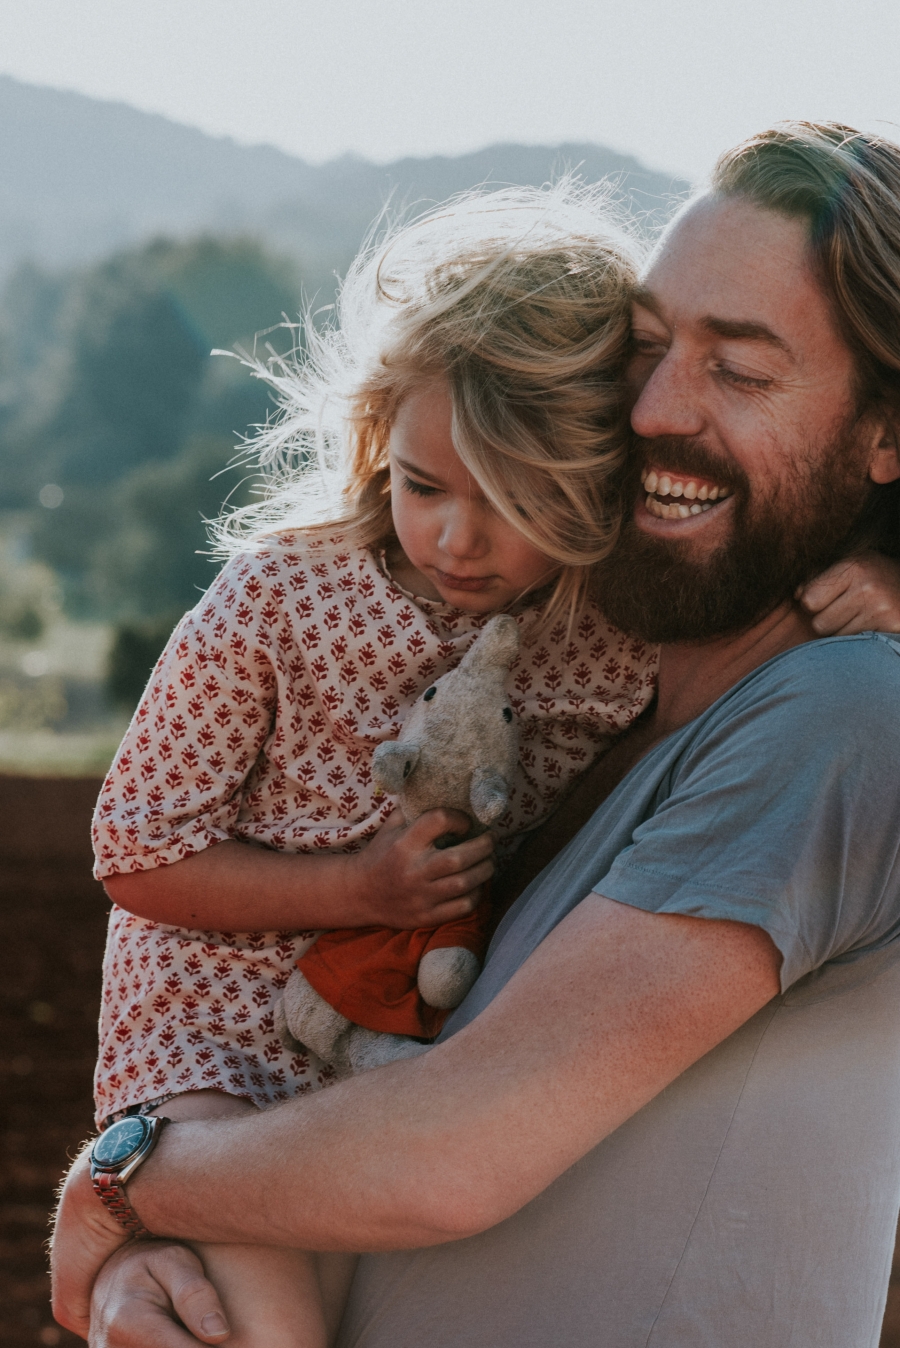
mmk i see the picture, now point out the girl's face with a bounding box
[388,380,557,614]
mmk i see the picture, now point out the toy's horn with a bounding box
[459,614,520,676]
[372,741,421,794]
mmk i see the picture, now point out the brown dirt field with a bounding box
[1,775,106,1347]
[2,772,900,1346]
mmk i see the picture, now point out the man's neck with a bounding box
[652,600,817,738]
[496,600,817,908]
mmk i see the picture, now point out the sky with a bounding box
[2,0,900,182]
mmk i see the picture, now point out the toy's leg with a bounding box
[346,1024,430,1073]
[276,968,353,1074]
[148,1089,341,1347]
[417,945,480,1009]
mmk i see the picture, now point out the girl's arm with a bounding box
[105,809,495,932]
[798,551,900,635]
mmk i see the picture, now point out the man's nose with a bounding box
[630,352,705,441]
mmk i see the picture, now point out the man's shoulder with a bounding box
[665,632,900,784]
[730,632,900,726]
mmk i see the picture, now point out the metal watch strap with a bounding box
[92,1171,154,1238]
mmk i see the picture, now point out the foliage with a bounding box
[106,615,182,710]
[0,235,299,624]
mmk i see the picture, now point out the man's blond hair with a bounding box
[712,121,900,420]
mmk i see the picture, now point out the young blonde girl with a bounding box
[90,182,657,1346]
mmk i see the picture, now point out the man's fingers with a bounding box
[90,1243,230,1348]
[169,1263,231,1343]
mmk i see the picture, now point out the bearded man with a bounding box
[53,123,900,1348]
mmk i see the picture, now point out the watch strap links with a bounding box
[92,1170,154,1238]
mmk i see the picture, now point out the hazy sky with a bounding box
[2,0,899,181]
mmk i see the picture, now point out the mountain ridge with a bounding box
[0,73,690,283]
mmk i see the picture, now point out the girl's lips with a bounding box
[432,569,495,592]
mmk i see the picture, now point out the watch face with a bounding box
[92,1116,149,1168]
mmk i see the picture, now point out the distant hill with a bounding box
[0,74,690,286]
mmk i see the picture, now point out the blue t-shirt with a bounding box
[444,631,900,1025]
[343,635,900,1348]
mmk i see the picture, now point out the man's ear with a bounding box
[868,419,900,484]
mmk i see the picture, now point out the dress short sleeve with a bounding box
[92,553,281,875]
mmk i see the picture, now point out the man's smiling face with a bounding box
[594,193,900,643]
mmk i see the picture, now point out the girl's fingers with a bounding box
[798,561,854,613]
[428,859,496,904]
[407,808,475,848]
[379,808,406,832]
[421,841,495,886]
[808,593,864,636]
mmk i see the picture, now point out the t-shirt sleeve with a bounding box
[92,552,283,877]
[594,636,900,990]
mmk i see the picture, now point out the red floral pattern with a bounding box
[93,534,657,1121]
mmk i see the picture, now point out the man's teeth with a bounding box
[640,468,731,520]
[645,496,715,519]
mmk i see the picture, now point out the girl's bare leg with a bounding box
[317,1252,359,1344]
[149,1090,354,1348]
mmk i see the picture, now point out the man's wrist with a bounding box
[89,1115,168,1238]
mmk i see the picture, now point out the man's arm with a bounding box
[53,894,780,1333]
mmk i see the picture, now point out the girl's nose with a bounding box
[630,352,705,441]
[438,502,490,558]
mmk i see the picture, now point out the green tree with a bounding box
[0,235,300,617]
[94,432,253,619]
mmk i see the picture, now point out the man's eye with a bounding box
[631,334,667,356]
[402,476,439,498]
[715,365,773,390]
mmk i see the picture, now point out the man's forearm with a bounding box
[127,897,781,1252]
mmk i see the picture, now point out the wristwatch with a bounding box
[89,1115,169,1237]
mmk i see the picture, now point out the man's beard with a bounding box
[594,420,875,644]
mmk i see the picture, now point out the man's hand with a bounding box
[89,1243,229,1347]
[50,1144,131,1338]
[798,552,900,635]
[347,807,495,928]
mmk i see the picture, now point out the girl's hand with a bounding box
[798,552,900,636]
[350,808,495,929]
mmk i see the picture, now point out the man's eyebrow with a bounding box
[631,287,663,317]
[631,290,793,356]
[701,316,792,354]
[395,456,444,485]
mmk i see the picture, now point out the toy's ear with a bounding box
[459,614,520,677]
[469,767,510,826]
[372,741,421,793]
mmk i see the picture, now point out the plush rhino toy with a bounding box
[275,613,520,1076]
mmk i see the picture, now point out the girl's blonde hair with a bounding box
[216,181,641,627]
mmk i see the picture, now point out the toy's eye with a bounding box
[502,706,513,722]
[402,759,413,778]
[423,687,437,701]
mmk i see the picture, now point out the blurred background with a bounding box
[3,0,900,1342]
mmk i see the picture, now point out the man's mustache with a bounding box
[632,436,748,496]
